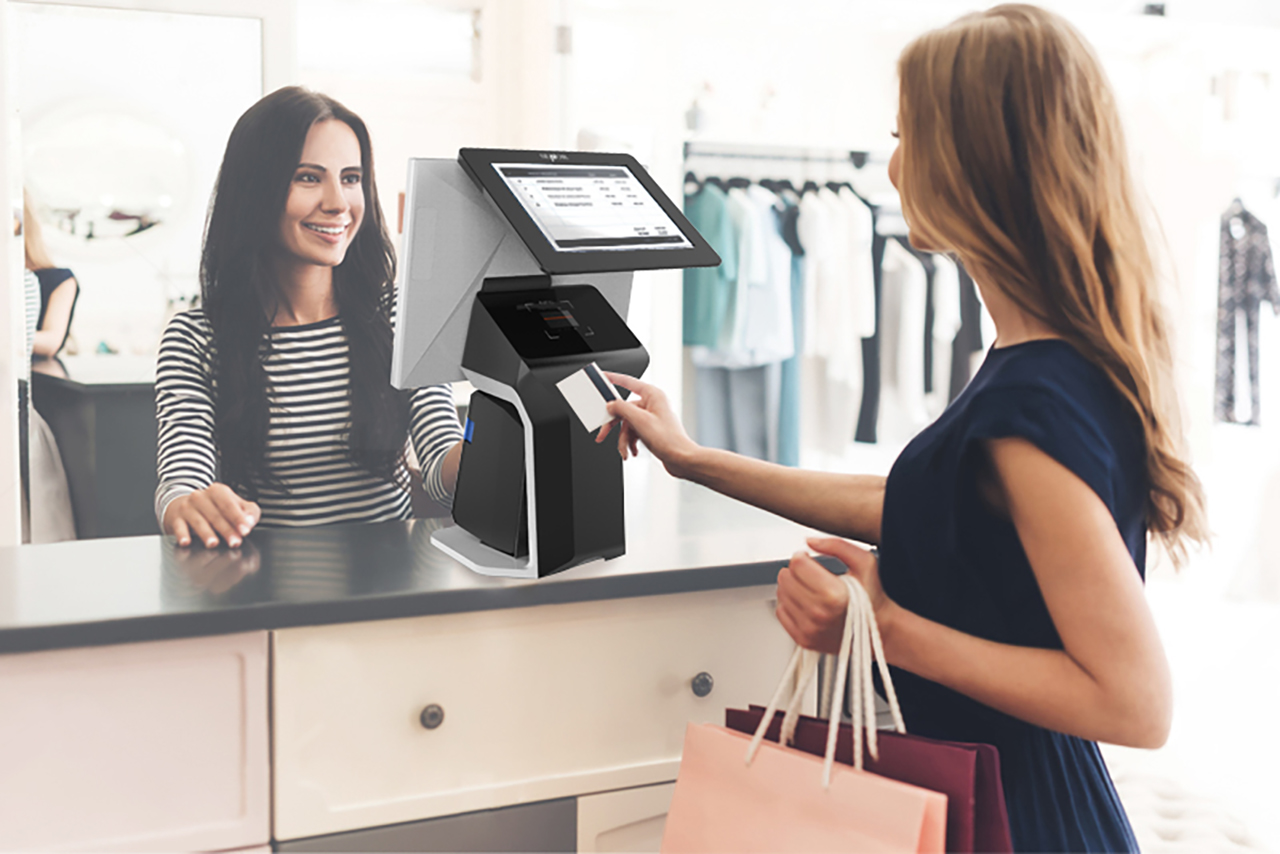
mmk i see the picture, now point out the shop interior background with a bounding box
[2,0,1278,850]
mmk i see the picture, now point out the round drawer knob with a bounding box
[419,704,445,730]
[691,672,714,698]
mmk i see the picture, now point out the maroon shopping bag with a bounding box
[726,705,1012,854]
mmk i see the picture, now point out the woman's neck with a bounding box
[272,258,338,327]
[967,264,1060,348]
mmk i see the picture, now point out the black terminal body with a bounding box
[450,276,649,576]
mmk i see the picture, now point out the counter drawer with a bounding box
[0,632,270,852]
[273,584,795,839]
[578,782,676,852]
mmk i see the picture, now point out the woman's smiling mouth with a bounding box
[303,221,348,236]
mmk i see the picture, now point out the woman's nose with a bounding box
[320,175,348,212]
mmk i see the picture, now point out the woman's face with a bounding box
[278,119,365,268]
[888,143,901,192]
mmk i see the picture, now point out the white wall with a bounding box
[0,0,25,546]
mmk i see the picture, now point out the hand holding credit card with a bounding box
[556,362,621,432]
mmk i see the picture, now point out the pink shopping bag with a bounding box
[662,722,947,853]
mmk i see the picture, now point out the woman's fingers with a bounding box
[208,486,253,543]
[242,500,262,531]
[805,537,877,581]
[804,536,889,614]
[779,553,849,617]
[209,484,256,535]
[189,492,241,547]
[185,511,222,550]
[167,486,258,549]
[617,415,630,460]
[776,560,847,654]
[603,371,648,396]
[171,515,192,548]
[595,418,618,443]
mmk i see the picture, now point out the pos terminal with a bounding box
[391,149,719,578]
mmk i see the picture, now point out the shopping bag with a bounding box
[662,576,948,853]
[663,722,948,853]
[726,707,1013,853]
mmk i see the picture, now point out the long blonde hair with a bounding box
[23,189,56,271]
[897,4,1207,565]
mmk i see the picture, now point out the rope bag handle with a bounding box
[747,574,906,788]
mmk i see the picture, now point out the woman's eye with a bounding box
[295,172,320,183]
[890,130,900,139]
[343,173,362,184]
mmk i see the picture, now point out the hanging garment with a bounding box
[855,232,889,444]
[689,186,794,461]
[682,185,737,348]
[693,364,776,461]
[879,238,931,444]
[926,256,963,419]
[776,193,805,467]
[691,186,794,368]
[797,188,875,455]
[1216,198,1279,425]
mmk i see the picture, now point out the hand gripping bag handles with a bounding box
[661,575,948,853]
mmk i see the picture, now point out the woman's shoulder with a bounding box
[975,339,1117,406]
[34,267,75,288]
[160,307,215,349]
[961,339,1145,485]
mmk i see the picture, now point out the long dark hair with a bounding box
[201,86,409,498]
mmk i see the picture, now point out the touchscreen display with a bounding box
[493,164,694,253]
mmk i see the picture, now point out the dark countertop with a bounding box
[0,463,833,654]
[31,354,156,391]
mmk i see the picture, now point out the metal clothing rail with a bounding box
[682,141,884,168]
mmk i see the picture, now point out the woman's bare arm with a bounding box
[777,437,1172,748]
[682,447,885,543]
[602,371,884,543]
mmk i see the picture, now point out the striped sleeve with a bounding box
[409,384,464,508]
[154,310,219,529]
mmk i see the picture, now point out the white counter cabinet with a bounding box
[1,471,827,851]
[272,584,793,842]
[0,632,270,852]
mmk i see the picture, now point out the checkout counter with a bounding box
[0,460,824,852]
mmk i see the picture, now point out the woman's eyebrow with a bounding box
[294,163,362,172]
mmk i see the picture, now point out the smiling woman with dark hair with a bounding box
[155,86,464,548]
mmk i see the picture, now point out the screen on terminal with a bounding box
[492,164,694,253]
[457,148,720,275]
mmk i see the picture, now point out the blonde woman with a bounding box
[600,6,1205,851]
[22,191,80,358]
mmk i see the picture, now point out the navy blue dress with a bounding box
[33,267,79,354]
[879,340,1145,853]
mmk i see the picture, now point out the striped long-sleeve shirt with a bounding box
[154,308,463,529]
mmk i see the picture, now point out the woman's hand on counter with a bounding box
[597,372,700,477]
[163,484,261,549]
[775,537,898,655]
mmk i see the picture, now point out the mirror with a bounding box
[24,102,188,241]
[11,1,263,354]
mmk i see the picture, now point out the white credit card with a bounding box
[556,362,620,432]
